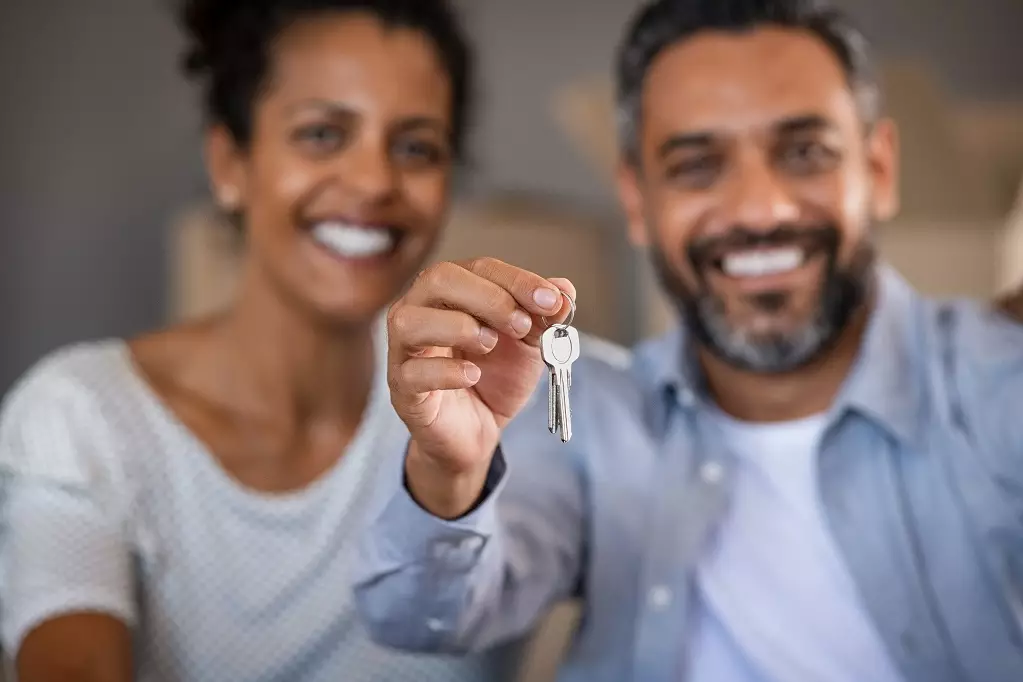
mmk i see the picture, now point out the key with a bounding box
[541,326,564,437]
[541,324,581,442]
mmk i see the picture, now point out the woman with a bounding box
[0,1,525,680]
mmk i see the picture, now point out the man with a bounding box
[353,1,1023,680]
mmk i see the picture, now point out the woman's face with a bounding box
[209,12,455,326]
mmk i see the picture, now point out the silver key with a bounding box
[541,324,580,442]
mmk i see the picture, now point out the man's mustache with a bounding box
[687,224,840,269]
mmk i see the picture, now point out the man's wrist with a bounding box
[404,442,495,520]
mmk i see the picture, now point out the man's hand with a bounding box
[387,258,574,518]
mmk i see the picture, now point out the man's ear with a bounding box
[617,161,649,247]
[866,117,899,222]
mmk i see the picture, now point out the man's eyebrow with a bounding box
[657,132,715,160]
[774,114,835,135]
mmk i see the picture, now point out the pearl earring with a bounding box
[219,186,239,210]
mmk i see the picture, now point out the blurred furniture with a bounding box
[169,205,243,322]
[997,179,1023,294]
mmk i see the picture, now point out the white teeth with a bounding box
[312,222,395,259]
[722,247,804,278]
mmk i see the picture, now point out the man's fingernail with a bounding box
[533,288,559,309]
[464,363,481,382]
[512,311,533,334]
[479,327,499,349]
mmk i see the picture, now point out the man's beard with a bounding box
[650,224,875,374]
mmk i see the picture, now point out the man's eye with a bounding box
[778,140,838,173]
[665,155,723,188]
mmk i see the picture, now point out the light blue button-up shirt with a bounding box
[353,268,1023,682]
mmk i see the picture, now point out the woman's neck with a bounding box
[184,271,378,430]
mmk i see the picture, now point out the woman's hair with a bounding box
[178,0,473,160]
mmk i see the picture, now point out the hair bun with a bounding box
[178,0,266,79]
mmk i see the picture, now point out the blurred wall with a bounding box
[466,0,1023,205]
[1,0,1021,391]
[0,0,205,391]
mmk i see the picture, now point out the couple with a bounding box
[2,2,1023,682]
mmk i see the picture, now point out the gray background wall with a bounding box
[1,0,1021,391]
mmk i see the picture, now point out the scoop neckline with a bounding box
[106,333,390,513]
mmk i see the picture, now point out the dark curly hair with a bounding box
[177,0,473,160]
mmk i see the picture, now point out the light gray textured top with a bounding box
[0,330,522,681]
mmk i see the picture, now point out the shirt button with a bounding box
[678,387,696,406]
[426,618,445,632]
[700,460,724,484]
[900,631,917,655]
[647,585,673,610]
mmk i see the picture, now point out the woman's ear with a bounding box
[204,125,247,212]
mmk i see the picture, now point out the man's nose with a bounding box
[722,153,799,231]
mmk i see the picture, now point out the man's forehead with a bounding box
[641,26,859,138]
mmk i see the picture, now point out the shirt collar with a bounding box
[837,266,925,445]
[638,264,925,446]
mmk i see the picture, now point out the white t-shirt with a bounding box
[687,408,904,682]
[0,332,521,681]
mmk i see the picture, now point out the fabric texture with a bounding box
[0,326,523,681]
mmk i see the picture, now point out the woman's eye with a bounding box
[394,139,445,166]
[292,124,346,153]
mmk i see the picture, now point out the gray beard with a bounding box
[692,293,834,372]
[650,242,874,374]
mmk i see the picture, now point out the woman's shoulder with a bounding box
[1,339,136,419]
[0,339,140,489]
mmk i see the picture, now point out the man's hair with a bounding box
[615,0,880,164]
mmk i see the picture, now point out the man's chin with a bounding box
[739,312,803,338]
[693,308,831,373]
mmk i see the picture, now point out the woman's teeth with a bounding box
[311,222,395,259]
[721,247,805,278]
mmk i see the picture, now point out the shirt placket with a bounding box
[631,390,733,681]
[818,417,963,682]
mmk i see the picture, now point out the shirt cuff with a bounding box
[370,445,508,574]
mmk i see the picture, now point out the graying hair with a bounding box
[614,0,882,164]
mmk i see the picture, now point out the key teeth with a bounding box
[548,370,558,434]
[558,367,571,443]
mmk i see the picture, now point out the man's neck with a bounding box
[699,305,871,423]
